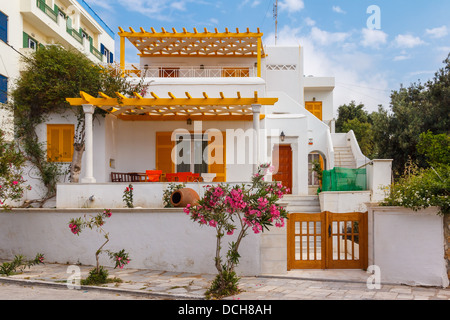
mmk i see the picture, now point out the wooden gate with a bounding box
[287,212,368,270]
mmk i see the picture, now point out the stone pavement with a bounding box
[0,262,449,300]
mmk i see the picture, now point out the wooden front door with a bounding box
[287,212,368,270]
[272,145,292,194]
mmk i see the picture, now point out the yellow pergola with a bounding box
[66,91,277,183]
[66,91,278,121]
[118,27,265,77]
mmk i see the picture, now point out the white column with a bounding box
[81,104,96,183]
[252,104,261,174]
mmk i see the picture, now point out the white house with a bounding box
[51,27,392,210]
[0,0,115,140]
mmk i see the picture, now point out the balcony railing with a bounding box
[121,65,257,78]
[34,0,103,61]
[36,0,58,22]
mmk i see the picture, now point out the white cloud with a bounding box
[394,34,426,48]
[279,0,304,13]
[361,28,388,49]
[310,27,350,46]
[393,55,410,61]
[121,0,212,21]
[171,1,186,11]
[332,6,346,14]
[425,26,448,39]
[304,17,316,27]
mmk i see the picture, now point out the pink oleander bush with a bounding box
[184,163,289,299]
[0,129,30,210]
[68,209,131,285]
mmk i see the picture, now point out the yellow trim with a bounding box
[66,91,277,118]
[257,37,262,77]
[119,27,265,58]
[120,36,125,77]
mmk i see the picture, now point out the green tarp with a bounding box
[322,167,367,192]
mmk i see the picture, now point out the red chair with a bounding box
[176,172,193,182]
[166,173,179,182]
[145,170,162,182]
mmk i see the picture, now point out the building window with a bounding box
[0,74,7,104]
[174,133,209,174]
[28,37,37,50]
[47,124,74,162]
[100,44,114,63]
[308,153,322,186]
[23,32,40,50]
[0,11,7,43]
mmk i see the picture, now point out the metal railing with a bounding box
[122,65,256,78]
[36,0,58,22]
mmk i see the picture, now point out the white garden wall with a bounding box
[368,205,449,288]
[0,208,261,276]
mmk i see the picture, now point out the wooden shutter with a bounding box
[0,11,7,43]
[47,124,74,162]
[208,132,226,182]
[0,74,7,104]
[156,132,174,174]
[305,101,323,121]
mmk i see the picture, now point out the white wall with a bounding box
[263,46,304,105]
[0,208,261,276]
[319,191,372,213]
[368,205,449,287]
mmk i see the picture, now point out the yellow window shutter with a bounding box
[47,124,74,162]
[208,132,226,182]
[305,101,323,121]
[156,132,174,174]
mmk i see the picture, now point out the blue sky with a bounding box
[85,0,450,114]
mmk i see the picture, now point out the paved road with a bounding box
[0,263,449,301]
[0,281,156,300]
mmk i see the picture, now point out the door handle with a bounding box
[328,224,331,237]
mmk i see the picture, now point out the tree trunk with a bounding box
[70,142,85,183]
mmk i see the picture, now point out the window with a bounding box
[305,101,323,121]
[47,124,74,162]
[0,74,7,104]
[100,44,114,63]
[0,11,7,43]
[155,131,226,181]
[28,38,37,50]
[23,32,39,50]
[308,153,323,186]
[174,133,209,174]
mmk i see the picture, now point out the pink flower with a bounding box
[12,181,18,185]
[227,230,234,235]
[209,220,217,228]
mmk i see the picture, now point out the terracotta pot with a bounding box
[170,188,200,207]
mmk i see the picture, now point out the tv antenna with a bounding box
[273,0,278,45]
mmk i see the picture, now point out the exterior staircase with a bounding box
[333,146,357,169]
[282,195,321,213]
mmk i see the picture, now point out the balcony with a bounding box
[20,0,104,62]
[122,65,257,78]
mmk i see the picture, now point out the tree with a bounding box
[335,101,369,133]
[417,131,450,167]
[11,46,145,204]
[335,101,376,158]
[370,52,450,175]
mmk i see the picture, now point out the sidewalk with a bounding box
[0,263,449,300]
